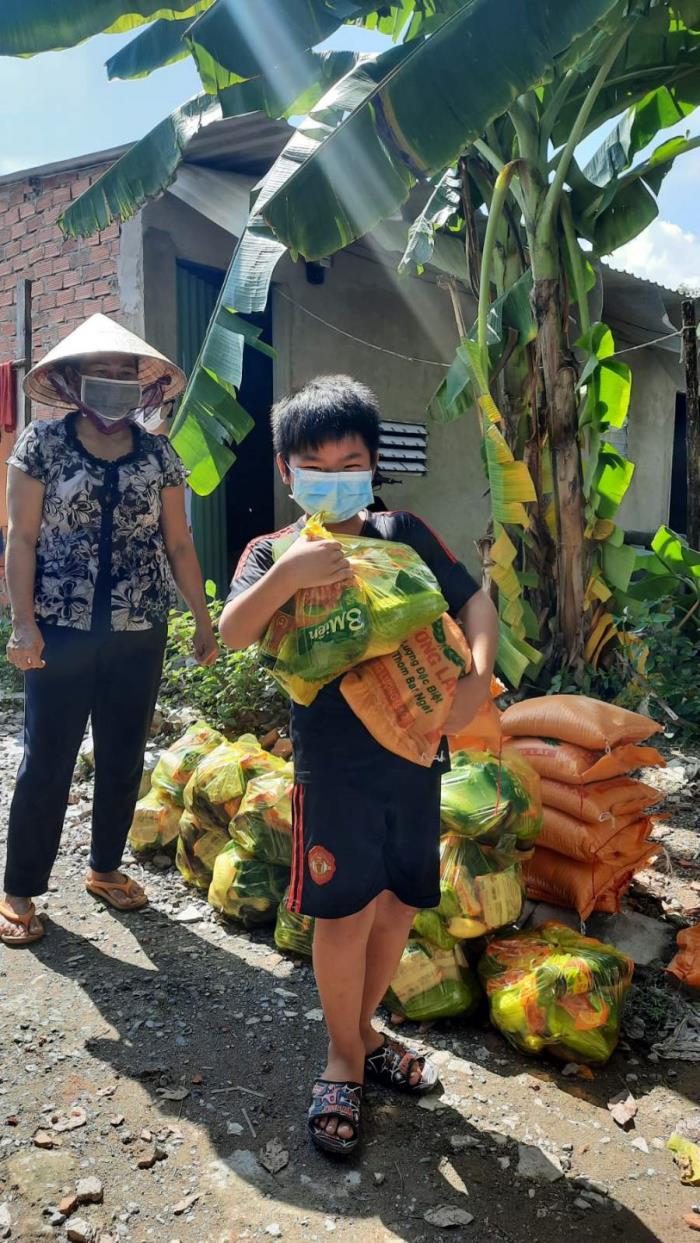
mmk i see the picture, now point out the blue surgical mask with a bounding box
[289,467,374,523]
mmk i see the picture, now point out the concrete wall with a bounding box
[612,343,682,535]
[271,242,489,578]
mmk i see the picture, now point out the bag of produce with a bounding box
[507,737,665,785]
[274,889,314,958]
[479,921,634,1064]
[151,720,224,806]
[501,694,661,750]
[208,841,288,926]
[540,777,661,824]
[176,810,229,891]
[183,740,247,830]
[440,747,543,848]
[384,939,482,1021]
[436,833,525,939]
[340,615,470,767]
[260,514,448,705]
[411,907,458,952]
[229,766,294,866]
[128,789,181,855]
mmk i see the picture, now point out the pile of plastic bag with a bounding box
[208,842,289,927]
[260,514,449,705]
[502,696,665,918]
[384,939,482,1022]
[274,888,314,958]
[478,921,633,1064]
[128,720,224,855]
[229,767,294,867]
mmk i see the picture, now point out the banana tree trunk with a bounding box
[533,275,587,666]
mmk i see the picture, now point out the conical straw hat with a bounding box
[24,313,187,408]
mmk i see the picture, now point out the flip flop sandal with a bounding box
[0,900,45,947]
[85,877,148,912]
[364,1035,439,1095]
[308,1079,363,1157]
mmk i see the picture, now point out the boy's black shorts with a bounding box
[287,765,442,920]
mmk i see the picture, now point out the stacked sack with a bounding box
[129,721,224,856]
[384,745,544,1022]
[501,695,665,919]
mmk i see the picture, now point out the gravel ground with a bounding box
[1,699,699,1243]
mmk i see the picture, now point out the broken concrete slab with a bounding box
[586,910,676,965]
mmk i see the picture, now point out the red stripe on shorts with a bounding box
[288,784,305,913]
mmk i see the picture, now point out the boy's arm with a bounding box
[219,535,353,651]
[445,589,500,734]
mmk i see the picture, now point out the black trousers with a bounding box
[3,623,167,897]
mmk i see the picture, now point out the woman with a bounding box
[1,313,218,945]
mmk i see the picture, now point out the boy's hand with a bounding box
[276,537,352,592]
[444,671,491,736]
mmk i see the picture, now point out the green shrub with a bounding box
[162,599,288,738]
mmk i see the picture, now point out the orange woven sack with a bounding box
[540,777,661,824]
[538,808,651,864]
[666,924,700,990]
[523,843,657,919]
[500,694,662,750]
[448,683,505,754]
[340,614,471,767]
[507,737,665,785]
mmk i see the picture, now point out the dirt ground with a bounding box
[1,699,699,1243]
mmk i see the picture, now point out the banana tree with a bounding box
[5,0,700,682]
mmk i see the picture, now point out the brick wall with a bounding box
[0,160,124,597]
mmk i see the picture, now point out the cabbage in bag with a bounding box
[436,833,525,939]
[129,789,181,855]
[441,748,543,848]
[411,908,459,952]
[274,890,314,958]
[229,766,293,866]
[260,515,448,705]
[478,921,633,1064]
[207,841,289,927]
[384,939,482,1022]
[151,720,224,806]
[176,809,229,891]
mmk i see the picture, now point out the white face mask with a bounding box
[80,375,142,424]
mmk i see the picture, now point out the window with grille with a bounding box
[378,420,428,475]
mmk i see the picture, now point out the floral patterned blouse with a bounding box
[8,413,187,632]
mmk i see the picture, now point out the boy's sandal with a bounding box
[85,876,148,912]
[364,1035,439,1095]
[0,900,45,946]
[307,1079,363,1156]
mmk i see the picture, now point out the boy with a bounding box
[220,376,499,1155]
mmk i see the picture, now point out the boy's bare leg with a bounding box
[359,890,423,1086]
[312,899,376,1138]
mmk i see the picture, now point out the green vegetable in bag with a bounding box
[229,766,293,866]
[478,921,633,1064]
[129,789,181,855]
[384,939,482,1021]
[208,840,289,927]
[176,810,229,891]
[411,908,458,952]
[274,889,314,958]
[436,833,525,939]
[151,720,224,806]
[441,748,543,848]
[260,514,448,705]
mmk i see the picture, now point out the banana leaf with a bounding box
[399,166,463,276]
[261,0,620,260]
[360,0,465,41]
[59,94,221,238]
[217,51,357,119]
[106,15,202,79]
[0,0,212,54]
[583,72,700,187]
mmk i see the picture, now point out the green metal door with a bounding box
[176,260,228,597]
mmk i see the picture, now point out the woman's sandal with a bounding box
[85,876,148,912]
[308,1079,363,1156]
[364,1035,439,1095]
[0,900,45,947]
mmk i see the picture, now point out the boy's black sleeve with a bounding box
[226,536,275,604]
[397,513,481,617]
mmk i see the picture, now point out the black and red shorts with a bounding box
[287,765,442,920]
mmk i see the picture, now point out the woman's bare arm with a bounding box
[160,485,218,665]
[5,466,46,669]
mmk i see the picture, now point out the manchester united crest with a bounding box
[307,845,336,886]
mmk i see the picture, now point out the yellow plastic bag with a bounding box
[479,922,633,1064]
[435,833,525,939]
[129,789,181,855]
[274,889,314,958]
[440,747,543,848]
[151,720,224,806]
[229,766,294,866]
[176,810,229,891]
[260,514,448,705]
[208,841,288,927]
